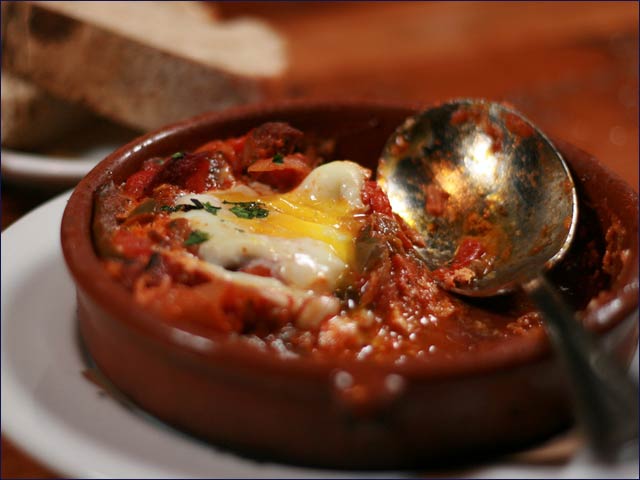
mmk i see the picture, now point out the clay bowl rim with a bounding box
[61,98,639,383]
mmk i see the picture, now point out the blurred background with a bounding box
[218,2,638,186]
[1,1,638,477]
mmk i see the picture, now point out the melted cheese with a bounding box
[173,161,370,292]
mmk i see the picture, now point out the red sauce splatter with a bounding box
[484,121,504,153]
[424,183,450,216]
[451,108,470,125]
[503,112,535,138]
[452,238,486,268]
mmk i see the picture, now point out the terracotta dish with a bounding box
[61,100,638,469]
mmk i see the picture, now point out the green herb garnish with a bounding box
[160,198,221,215]
[160,203,193,213]
[223,200,269,219]
[184,230,209,246]
[272,153,284,164]
[202,201,221,215]
[160,205,179,213]
[171,151,185,159]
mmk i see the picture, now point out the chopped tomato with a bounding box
[112,229,154,258]
[124,159,165,199]
[361,181,393,216]
[194,139,227,154]
[155,152,208,192]
[242,122,303,169]
[228,136,247,157]
[195,136,245,156]
[153,151,235,193]
[238,259,275,278]
[134,277,293,334]
[183,156,212,192]
[247,153,312,190]
[194,136,245,174]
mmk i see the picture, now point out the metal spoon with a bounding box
[377,99,638,461]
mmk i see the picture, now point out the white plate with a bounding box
[1,121,137,189]
[1,149,102,188]
[1,192,638,479]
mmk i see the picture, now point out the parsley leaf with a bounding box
[203,202,221,215]
[160,198,221,215]
[171,151,185,159]
[184,230,209,246]
[272,153,284,164]
[223,200,269,219]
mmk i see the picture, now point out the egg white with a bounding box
[173,161,370,294]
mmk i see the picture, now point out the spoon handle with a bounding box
[524,275,639,461]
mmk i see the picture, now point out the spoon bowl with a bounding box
[378,99,578,296]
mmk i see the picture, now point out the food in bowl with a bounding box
[94,121,546,361]
[61,101,638,468]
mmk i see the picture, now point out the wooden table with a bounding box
[2,2,637,477]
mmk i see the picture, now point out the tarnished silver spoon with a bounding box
[377,99,638,461]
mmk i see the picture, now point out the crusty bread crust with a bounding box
[2,1,286,132]
[1,72,93,149]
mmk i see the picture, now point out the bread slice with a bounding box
[1,72,96,150]
[1,2,217,149]
[2,1,287,132]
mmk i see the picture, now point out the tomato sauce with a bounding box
[94,123,609,362]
